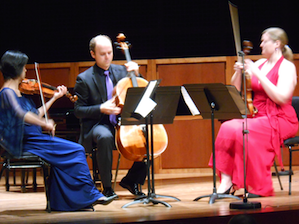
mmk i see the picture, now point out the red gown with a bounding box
[209,56,298,196]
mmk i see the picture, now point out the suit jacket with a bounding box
[74,63,127,152]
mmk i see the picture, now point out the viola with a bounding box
[19,78,78,103]
[114,33,168,161]
[242,40,258,117]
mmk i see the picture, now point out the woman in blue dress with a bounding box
[0,50,117,211]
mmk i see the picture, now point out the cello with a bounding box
[114,33,168,161]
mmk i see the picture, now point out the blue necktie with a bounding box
[104,71,117,125]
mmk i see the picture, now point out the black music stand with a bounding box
[183,83,243,204]
[120,83,181,208]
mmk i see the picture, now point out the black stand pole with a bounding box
[194,97,241,204]
[121,85,181,208]
[122,114,180,208]
[229,51,261,210]
[149,114,180,202]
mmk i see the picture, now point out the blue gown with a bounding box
[0,88,103,211]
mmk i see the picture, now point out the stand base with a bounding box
[122,193,180,208]
[194,192,241,204]
[230,201,261,209]
[272,170,293,176]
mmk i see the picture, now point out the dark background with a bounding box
[1,0,298,63]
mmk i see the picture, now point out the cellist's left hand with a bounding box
[125,61,139,76]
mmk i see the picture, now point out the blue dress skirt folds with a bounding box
[0,88,103,211]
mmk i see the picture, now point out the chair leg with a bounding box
[92,150,97,184]
[113,153,121,190]
[42,165,51,213]
[5,168,9,191]
[274,160,283,190]
[33,168,37,191]
[13,169,16,185]
[289,146,292,195]
[21,169,26,193]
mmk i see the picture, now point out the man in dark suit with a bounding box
[74,35,147,197]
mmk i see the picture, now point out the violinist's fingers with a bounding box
[57,85,68,94]
[53,85,67,99]
[234,62,243,70]
[51,124,56,136]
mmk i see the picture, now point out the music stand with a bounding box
[183,83,242,204]
[120,83,181,208]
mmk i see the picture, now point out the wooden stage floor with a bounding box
[1,168,299,224]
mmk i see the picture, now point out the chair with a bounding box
[282,96,299,195]
[86,148,121,191]
[0,149,51,212]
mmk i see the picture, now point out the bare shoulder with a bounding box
[254,58,267,66]
[280,59,296,73]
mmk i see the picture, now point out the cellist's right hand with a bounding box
[100,97,121,115]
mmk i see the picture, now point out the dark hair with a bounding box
[0,50,28,80]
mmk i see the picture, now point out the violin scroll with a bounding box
[242,40,253,55]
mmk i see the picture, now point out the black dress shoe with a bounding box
[102,187,118,198]
[93,194,118,206]
[119,181,145,196]
[221,185,236,195]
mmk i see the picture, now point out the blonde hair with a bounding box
[262,27,293,61]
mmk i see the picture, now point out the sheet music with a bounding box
[181,86,200,116]
[134,80,158,118]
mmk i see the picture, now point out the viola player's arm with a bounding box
[246,59,297,105]
[37,85,67,117]
[231,62,243,92]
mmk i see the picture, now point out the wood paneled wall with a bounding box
[2,55,299,172]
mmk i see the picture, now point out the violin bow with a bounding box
[34,62,53,134]
[229,1,242,62]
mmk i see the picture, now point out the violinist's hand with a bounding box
[125,61,139,76]
[100,97,122,115]
[244,59,259,78]
[234,62,243,74]
[53,85,68,100]
[42,119,56,136]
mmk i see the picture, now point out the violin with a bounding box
[19,78,78,103]
[242,40,258,117]
[114,33,168,161]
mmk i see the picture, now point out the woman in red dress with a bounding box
[210,27,298,197]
